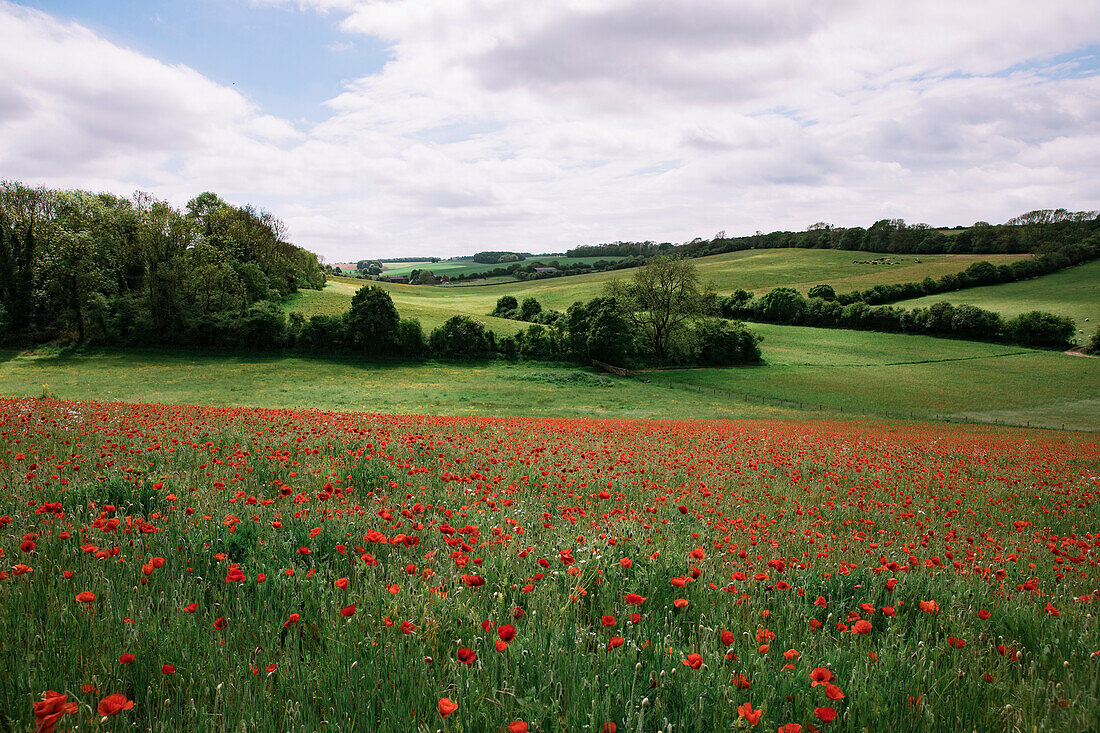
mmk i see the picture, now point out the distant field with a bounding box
[378,255,623,279]
[0,325,1094,429]
[896,259,1100,338]
[291,249,1027,332]
[663,323,1099,431]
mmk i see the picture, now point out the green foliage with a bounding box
[492,295,519,317]
[758,287,806,324]
[807,283,836,301]
[0,180,326,347]
[345,286,400,355]
[691,318,763,365]
[1003,311,1076,349]
[428,316,494,357]
[515,370,614,387]
[519,297,543,321]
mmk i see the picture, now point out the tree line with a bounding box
[718,288,1077,349]
[831,238,1098,306]
[0,182,325,347]
[296,258,761,368]
[567,210,1099,261]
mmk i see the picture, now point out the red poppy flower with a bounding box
[97,693,134,717]
[607,636,625,650]
[335,577,349,589]
[601,614,616,627]
[824,683,845,700]
[75,591,95,603]
[732,674,751,689]
[682,653,703,669]
[978,609,991,620]
[623,593,646,605]
[401,621,415,634]
[339,605,356,617]
[162,663,175,674]
[737,701,762,726]
[810,668,833,686]
[118,652,135,664]
[721,629,735,646]
[919,600,939,614]
[457,647,477,665]
[778,725,802,733]
[815,707,837,722]
[284,613,300,628]
[508,722,528,733]
[497,624,516,642]
[438,698,458,718]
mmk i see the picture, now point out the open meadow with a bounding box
[3,399,1098,733]
[0,330,1096,431]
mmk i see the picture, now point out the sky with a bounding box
[1,0,1098,261]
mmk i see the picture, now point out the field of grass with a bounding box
[896,259,1100,338]
[0,347,761,419]
[377,255,624,280]
[1,327,1095,430]
[663,324,1099,431]
[3,400,1097,731]
[291,249,1028,334]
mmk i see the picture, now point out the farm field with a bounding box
[664,323,1100,431]
[378,256,625,280]
[2,399,1097,732]
[895,259,1100,338]
[0,329,1095,430]
[287,249,1029,332]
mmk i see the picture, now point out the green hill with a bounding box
[895,259,1100,338]
[288,248,1027,332]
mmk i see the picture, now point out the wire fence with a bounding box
[592,361,1087,433]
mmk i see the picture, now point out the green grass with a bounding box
[0,327,1095,430]
[0,347,771,419]
[376,255,624,279]
[661,323,1099,431]
[896,259,1100,338]
[292,249,1027,334]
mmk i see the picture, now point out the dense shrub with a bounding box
[1003,311,1076,349]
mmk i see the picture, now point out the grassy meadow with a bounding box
[287,249,1028,333]
[896,258,1100,338]
[0,329,1095,430]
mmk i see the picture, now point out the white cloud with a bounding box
[2,0,1099,260]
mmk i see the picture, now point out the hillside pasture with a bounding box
[292,249,1028,333]
[895,258,1100,338]
[664,323,1099,431]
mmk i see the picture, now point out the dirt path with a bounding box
[1064,347,1098,358]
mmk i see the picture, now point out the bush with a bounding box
[693,319,762,365]
[428,316,494,358]
[807,284,836,301]
[1083,331,1100,354]
[345,286,400,355]
[757,287,806,324]
[1004,311,1076,349]
[492,296,519,317]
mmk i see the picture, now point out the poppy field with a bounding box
[2,398,1098,732]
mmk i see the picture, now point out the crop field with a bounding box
[2,399,1097,732]
[896,259,1100,339]
[287,250,1028,333]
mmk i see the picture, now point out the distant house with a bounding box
[533,267,558,274]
